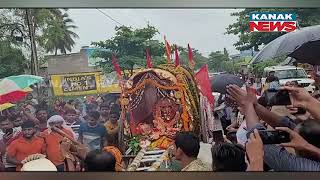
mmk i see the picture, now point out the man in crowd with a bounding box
[41,115,75,172]
[6,121,46,171]
[173,132,211,171]
[64,109,82,138]
[0,116,22,171]
[9,115,23,128]
[84,150,116,172]
[104,105,120,137]
[103,134,123,171]
[211,142,247,171]
[79,111,107,151]
[23,107,49,132]
[99,103,110,124]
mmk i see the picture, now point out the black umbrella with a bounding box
[251,25,320,65]
[211,74,245,94]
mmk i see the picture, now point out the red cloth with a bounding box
[188,44,195,68]
[174,45,180,67]
[195,65,215,107]
[164,36,172,63]
[112,54,122,78]
[146,49,153,68]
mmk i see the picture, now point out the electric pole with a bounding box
[25,9,38,76]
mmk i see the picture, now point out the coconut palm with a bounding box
[40,11,79,55]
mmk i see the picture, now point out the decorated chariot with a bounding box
[118,64,204,171]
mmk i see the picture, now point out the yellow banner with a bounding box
[51,72,120,96]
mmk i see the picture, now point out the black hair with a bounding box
[211,143,247,172]
[8,114,22,122]
[21,121,36,129]
[109,105,120,118]
[88,111,100,120]
[35,106,48,114]
[0,116,9,123]
[84,150,116,172]
[106,133,118,146]
[174,132,200,158]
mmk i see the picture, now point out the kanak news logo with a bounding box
[249,12,297,32]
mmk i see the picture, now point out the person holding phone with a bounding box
[227,85,320,171]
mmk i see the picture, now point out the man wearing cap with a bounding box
[6,121,46,171]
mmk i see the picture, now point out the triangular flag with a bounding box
[164,36,172,63]
[188,43,195,69]
[174,45,180,67]
[146,48,153,68]
[111,54,122,78]
[195,64,214,107]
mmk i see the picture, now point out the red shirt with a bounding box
[7,136,46,171]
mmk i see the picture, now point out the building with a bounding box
[47,47,120,97]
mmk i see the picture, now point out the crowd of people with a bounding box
[0,95,123,172]
[1,71,320,172]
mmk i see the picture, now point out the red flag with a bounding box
[111,54,122,78]
[164,36,171,63]
[188,43,195,69]
[174,45,180,66]
[195,64,214,106]
[146,48,153,68]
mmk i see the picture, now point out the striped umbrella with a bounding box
[0,103,15,111]
[0,75,43,103]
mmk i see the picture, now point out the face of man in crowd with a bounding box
[0,119,13,131]
[87,115,98,126]
[173,144,183,161]
[13,117,24,127]
[65,113,77,124]
[109,113,119,124]
[269,71,275,77]
[22,127,36,139]
[100,106,110,117]
[36,110,48,122]
[49,121,64,129]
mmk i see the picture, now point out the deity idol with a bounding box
[136,97,182,149]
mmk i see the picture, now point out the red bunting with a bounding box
[146,48,153,68]
[174,45,180,67]
[195,64,214,107]
[164,36,172,63]
[188,43,195,69]
[111,54,122,78]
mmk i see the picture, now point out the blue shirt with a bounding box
[79,123,107,151]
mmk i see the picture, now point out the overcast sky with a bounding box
[68,9,242,57]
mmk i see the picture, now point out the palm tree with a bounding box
[40,11,79,55]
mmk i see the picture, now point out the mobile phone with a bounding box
[292,107,307,115]
[258,130,290,144]
[264,89,291,106]
[212,130,224,144]
[5,128,13,135]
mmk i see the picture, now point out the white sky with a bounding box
[68,9,242,57]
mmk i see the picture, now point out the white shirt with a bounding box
[236,120,247,146]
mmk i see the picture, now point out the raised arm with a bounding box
[282,86,320,121]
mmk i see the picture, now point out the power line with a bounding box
[96,8,123,26]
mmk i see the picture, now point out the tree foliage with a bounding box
[0,40,26,78]
[39,11,79,55]
[92,25,166,77]
[226,8,320,51]
[207,50,231,72]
